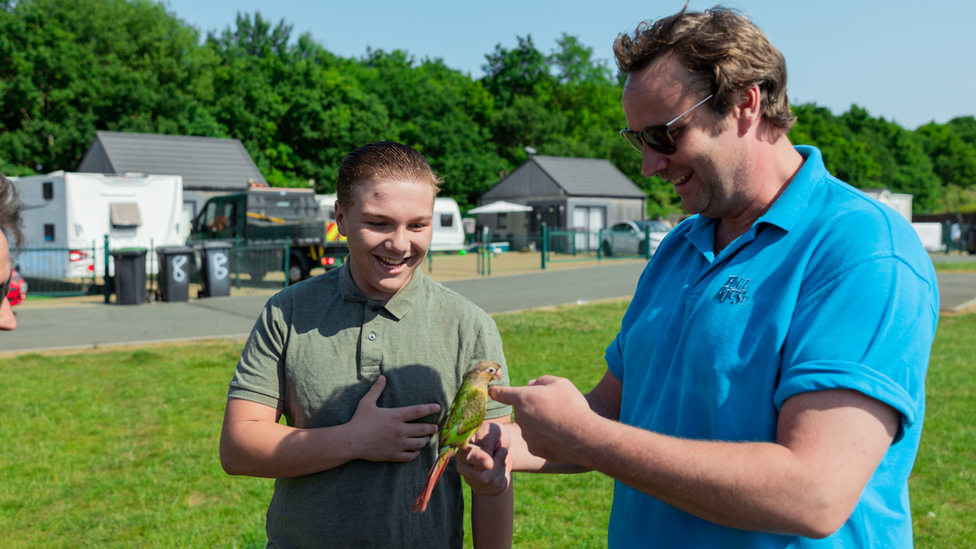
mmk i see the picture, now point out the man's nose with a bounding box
[641,144,669,178]
[0,298,16,331]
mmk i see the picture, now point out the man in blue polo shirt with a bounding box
[462,5,938,548]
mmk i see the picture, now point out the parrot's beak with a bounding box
[494,369,503,381]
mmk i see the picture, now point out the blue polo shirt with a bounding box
[604,146,938,548]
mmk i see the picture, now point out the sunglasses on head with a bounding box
[620,94,713,155]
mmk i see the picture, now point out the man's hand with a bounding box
[457,421,513,496]
[348,375,441,462]
[489,375,599,464]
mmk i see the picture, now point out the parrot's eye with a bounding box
[487,367,497,374]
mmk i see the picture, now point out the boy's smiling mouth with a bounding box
[376,256,407,271]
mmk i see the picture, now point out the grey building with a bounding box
[476,155,646,249]
[78,131,266,220]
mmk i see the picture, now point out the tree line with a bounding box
[1,0,974,215]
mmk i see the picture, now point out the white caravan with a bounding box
[13,171,185,277]
[316,194,465,252]
[431,197,465,252]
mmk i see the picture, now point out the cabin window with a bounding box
[221,202,236,229]
[44,224,55,242]
[43,182,54,200]
[110,203,142,229]
[497,212,508,229]
[440,214,454,227]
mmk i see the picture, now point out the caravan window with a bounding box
[43,182,54,200]
[110,203,142,229]
[440,214,454,227]
[44,224,55,242]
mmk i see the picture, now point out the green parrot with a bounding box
[411,360,503,513]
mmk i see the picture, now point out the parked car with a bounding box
[5,269,27,306]
[602,220,671,257]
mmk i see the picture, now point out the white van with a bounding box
[431,197,465,252]
[13,171,185,277]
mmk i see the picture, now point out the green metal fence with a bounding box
[13,238,293,298]
[10,242,99,296]
[541,223,652,268]
[942,222,975,255]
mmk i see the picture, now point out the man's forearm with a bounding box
[558,390,897,538]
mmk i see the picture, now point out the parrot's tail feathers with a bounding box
[410,449,454,513]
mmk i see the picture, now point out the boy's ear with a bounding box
[335,201,347,237]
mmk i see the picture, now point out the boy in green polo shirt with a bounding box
[219,142,513,549]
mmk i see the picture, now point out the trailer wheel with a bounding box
[288,252,311,284]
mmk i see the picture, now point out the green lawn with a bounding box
[931,258,976,272]
[1,302,973,547]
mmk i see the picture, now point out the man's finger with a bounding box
[489,385,520,404]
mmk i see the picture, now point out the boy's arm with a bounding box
[220,375,440,478]
[470,417,514,549]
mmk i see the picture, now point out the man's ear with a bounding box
[734,85,762,135]
[335,201,347,237]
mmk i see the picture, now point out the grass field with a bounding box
[1,301,974,547]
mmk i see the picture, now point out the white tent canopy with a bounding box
[467,200,533,214]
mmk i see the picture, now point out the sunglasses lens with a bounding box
[621,132,643,152]
[642,127,676,155]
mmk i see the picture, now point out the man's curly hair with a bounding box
[614,4,795,134]
[0,173,24,248]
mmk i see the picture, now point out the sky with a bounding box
[162,0,975,131]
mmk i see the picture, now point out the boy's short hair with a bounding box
[336,142,442,211]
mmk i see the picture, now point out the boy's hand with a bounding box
[349,375,440,462]
[457,421,512,496]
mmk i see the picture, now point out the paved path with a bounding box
[1,263,648,354]
[3,262,975,355]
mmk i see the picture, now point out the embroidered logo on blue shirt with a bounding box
[716,276,750,305]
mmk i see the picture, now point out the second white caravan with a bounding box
[431,197,465,252]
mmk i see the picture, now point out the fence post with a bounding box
[541,223,547,270]
[103,234,111,303]
[90,240,97,294]
[283,242,291,288]
[485,228,492,277]
[597,229,602,260]
[149,238,154,302]
[234,236,241,290]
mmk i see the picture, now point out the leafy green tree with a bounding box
[206,13,391,189]
[917,117,976,190]
[0,0,220,174]
[356,50,504,208]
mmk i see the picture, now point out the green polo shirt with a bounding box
[228,263,510,549]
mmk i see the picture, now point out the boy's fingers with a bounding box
[359,375,386,406]
[399,402,441,423]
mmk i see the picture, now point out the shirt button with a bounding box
[372,306,380,312]
[368,333,376,341]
